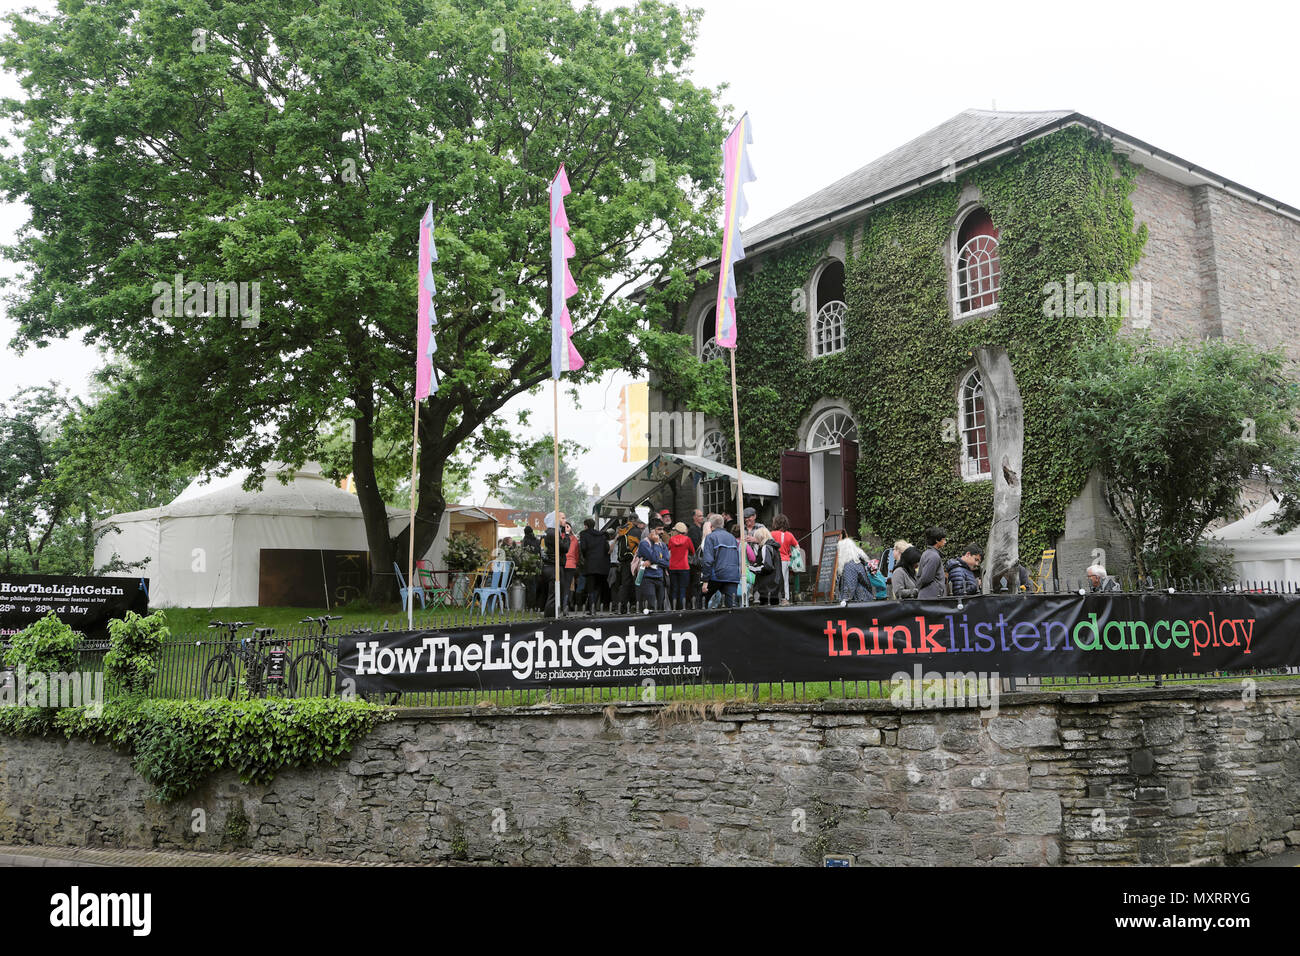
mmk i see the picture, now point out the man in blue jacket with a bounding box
[946,544,983,596]
[699,514,740,608]
[636,525,670,610]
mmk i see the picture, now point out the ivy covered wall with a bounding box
[713,127,1148,564]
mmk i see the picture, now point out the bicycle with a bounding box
[288,615,341,698]
[202,621,291,699]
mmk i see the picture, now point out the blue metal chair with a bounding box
[393,562,427,612]
[472,560,513,614]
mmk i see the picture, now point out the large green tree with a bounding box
[0,0,726,601]
[500,434,590,519]
[0,384,190,574]
[1061,335,1300,582]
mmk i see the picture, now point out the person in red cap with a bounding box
[656,507,672,530]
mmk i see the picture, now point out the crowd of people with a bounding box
[833,525,1121,602]
[497,516,1123,613]
[500,505,805,612]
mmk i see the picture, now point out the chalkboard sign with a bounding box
[814,530,844,602]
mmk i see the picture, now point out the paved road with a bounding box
[0,844,426,867]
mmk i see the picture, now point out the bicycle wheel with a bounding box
[201,654,236,699]
[289,651,333,698]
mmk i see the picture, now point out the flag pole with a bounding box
[407,398,419,630]
[729,348,747,607]
[553,380,562,619]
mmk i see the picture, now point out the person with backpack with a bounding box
[614,515,643,605]
[916,526,948,599]
[889,546,922,599]
[749,527,782,605]
[700,514,740,608]
[836,537,877,603]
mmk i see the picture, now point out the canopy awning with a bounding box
[593,453,780,517]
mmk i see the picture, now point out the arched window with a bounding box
[955,208,1000,315]
[699,429,727,462]
[812,260,846,357]
[959,369,991,479]
[698,305,724,362]
[808,408,858,452]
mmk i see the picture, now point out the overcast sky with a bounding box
[3,0,1298,504]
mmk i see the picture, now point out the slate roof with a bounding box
[742,108,1075,249]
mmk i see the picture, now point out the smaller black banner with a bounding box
[0,574,149,640]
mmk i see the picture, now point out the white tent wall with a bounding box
[95,462,440,609]
[1207,500,1300,585]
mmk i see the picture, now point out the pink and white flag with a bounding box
[714,114,756,349]
[416,203,439,401]
[549,164,584,378]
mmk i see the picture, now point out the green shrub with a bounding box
[2,611,81,674]
[1,696,391,802]
[104,610,168,695]
[446,532,489,572]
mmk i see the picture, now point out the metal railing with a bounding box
[5,578,1297,707]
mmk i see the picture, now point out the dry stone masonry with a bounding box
[0,685,1297,865]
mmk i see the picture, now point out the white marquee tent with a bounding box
[94,462,437,608]
[1206,499,1300,585]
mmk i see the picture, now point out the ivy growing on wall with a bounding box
[713,127,1147,564]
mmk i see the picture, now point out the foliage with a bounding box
[1060,335,1300,579]
[0,384,190,575]
[105,610,169,695]
[501,433,591,519]
[445,532,489,572]
[2,611,81,674]
[0,0,729,602]
[0,696,391,802]
[503,541,541,577]
[675,128,1148,570]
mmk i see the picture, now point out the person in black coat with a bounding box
[578,518,612,611]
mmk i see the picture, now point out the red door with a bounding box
[780,450,811,553]
[840,439,859,539]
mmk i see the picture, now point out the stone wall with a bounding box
[1,686,1297,865]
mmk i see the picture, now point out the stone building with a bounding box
[641,109,1300,581]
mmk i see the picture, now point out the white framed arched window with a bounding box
[811,259,847,357]
[959,368,991,479]
[807,408,858,452]
[698,304,724,362]
[953,207,1000,316]
[698,428,727,462]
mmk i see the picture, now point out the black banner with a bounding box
[0,574,150,641]
[336,592,1300,693]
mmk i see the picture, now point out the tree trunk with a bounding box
[976,347,1025,591]
[391,404,448,584]
[352,393,399,605]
